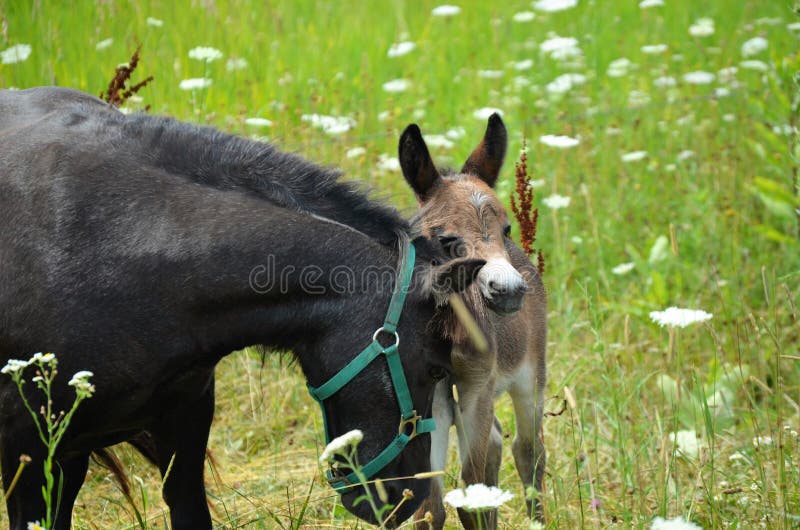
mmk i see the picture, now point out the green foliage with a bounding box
[1,0,799,528]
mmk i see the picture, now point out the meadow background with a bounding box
[1,0,799,528]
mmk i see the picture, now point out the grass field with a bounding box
[2,0,799,528]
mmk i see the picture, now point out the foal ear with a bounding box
[399,124,442,202]
[431,257,486,295]
[460,113,508,188]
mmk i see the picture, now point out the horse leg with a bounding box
[150,381,215,530]
[52,453,91,530]
[414,380,451,529]
[484,416,503,487]
[509,375,546,522]
[454,380,496,530]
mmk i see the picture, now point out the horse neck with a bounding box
[129,193,400,363]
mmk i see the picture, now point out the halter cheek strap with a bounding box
[307,240,437,493]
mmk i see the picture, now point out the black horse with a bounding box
[0,87,485,529]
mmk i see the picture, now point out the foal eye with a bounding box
[438,235,466,258]
[503,225,511,238]
[428,365,448,381]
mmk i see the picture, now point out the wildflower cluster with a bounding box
[2,353,95,528]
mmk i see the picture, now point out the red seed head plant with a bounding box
[510,138,545,276]
[100,46,154,110]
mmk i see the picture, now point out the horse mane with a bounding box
[116,112,409,247]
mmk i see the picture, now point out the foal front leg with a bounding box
[151,380,216,530]
[509,377,546,522]
[414,380,452,529]
[454,379,497,530]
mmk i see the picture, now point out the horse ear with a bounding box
[431,257,486,294]
[460,113,507,188]
[399,124,442,202]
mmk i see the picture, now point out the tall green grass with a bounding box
[1,0,798,528]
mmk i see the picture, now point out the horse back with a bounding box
[0,86,113,133]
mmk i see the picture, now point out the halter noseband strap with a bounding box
[306,240,436,493]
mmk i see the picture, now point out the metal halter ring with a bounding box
[398,411,422,438]
[372,326,400,349]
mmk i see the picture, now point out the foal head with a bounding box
[399,114,527,315]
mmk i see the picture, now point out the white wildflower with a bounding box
[382,78,411,93]
[542,194,571,209]
[446,126,466,139]
[1,44,32,64]
[301,114,355,135]
[68,370,95,395]
[728,451,747,462]
[244,118,272,128]
[628,90,651,106]
[688,18,715,37]
[717,66,738,82]
[621,150,647,162]
[639,0,664,7]
[387,41,416,58]
[612,262,635,275]
[683,71,715,85]
[539,134,579,148]
[188,46,223,62]
[642,44,668,54]
[1,359,30,375]
[473,107,503,120]
[650,307,713,328]
[546,73,586,94]
[30,352,56,365]
[27,522,47,530]
[513,11,536,22]
[95,38,114,51]
[789,22,800,31]
[651,516,703,530]
[739,60,768,72]
[741,37,767,57]
[146,17,164,27]
[532,0,578,13]
[773,124,797,136]
[377,155,401,172]
[648,235,669,263]
[607,57,634,77]
[179,78,212,90]
[346,147,366,159]
[677,150,695,161]
[653,76,677,87]
[424,134,455,149]
[443,483,513,511]
[319,429,364,463]
[432,5,461,17]
[539,36,581,60]
[478,69,504,79]
[528,179,546,189]
[753,435,773,448]
[514,59,534,71]
[226,57,248,71]
[669,430,705,459]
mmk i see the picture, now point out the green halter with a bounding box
[307,240,436,493]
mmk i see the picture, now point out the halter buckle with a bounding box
[372,326,400,349]
[398,411,422,439]
[327,466,353,487]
